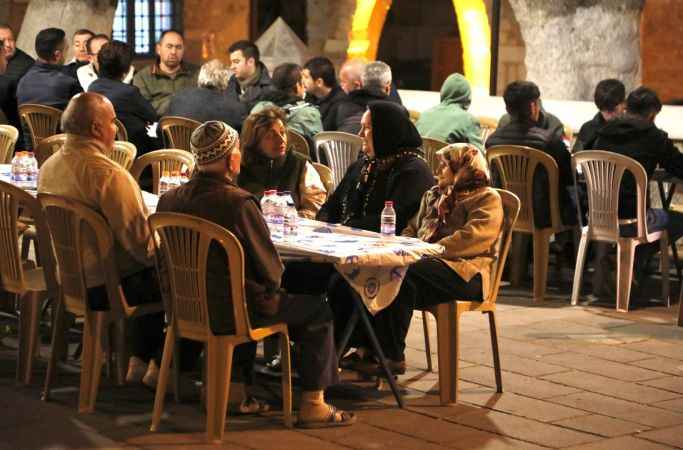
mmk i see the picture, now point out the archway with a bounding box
[347,0,491,93]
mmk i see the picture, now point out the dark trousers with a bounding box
[87,267,165,363]
[621,209,683,275]
[181,293,339,392]
[373,258,482,361]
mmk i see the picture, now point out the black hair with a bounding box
[228,40,259,62]
[503,80,540,123]
[97,40,132,81]
[35,28,66,61]
[158,29,184,43]
[272,63,302,95]
[594,79,625,112]
[626,86,662,118]
[304,56,337,88]
[85,33,109,54]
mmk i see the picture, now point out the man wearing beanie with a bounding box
[156,121,356,427]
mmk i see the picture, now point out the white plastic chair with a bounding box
[0,124,19,163]
[313,131,362,190]
[570,150,670,312]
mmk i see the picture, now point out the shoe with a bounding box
[125,356,147,384]
[296,405,356,429]
[230,396,271,415]
[142,359,159,389]
[352,357,406,376]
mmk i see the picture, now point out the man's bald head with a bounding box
[61,93,117,148]
[339,59,365,94]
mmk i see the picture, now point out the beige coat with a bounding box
[402,186,503,298]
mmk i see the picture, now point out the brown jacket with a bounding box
[156,171,284,333]
[402,186,503,298]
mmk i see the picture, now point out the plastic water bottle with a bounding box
[279,191,298,239]
[159,170,170,196]
[270,192,286,237]
[179,170,190,185]
[380,200,396,237]
[26,152,38,190]
[11,152,28,188]
[260,189,278,233]
[10,152,21,185]
[168,170,181,191]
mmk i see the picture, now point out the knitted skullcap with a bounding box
[190,121,239,165]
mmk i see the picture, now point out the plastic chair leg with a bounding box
[42,296,66,401]
[678,285,683,327]
[659,234,670,307]
[509,233,528,286]
[571,234,590,306]
[150,324,176,432]
[113,319,127,386]
[532,229,552,303]
[279,333,293,428]
[434,303,459,405]
[205,338,233,443]
[616,240,637,312]
[487,311,502,393]
[17,291,41,385]
[422,312,433,372]
[78,311,106,414]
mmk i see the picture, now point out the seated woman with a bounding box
[88,40,159,155]
[371,144,504,372]
[238,107,326,219]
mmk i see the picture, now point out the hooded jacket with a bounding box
[572,112,607,153]
[251,90,323,139]
[415,73,483,150]
[318,100,434,232]
[595,114,683,218]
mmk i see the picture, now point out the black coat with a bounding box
[227,61,273,108]
[89,77,158,154]
[333,88,399,134]
[308,85,348,131]
[4,49,34,84]
[595,115,683,219]
[486,120,576,228]
[17,62,82,110]
[572,112,606,153]
[166,87,247,132]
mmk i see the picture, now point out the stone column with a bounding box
[507,0,643,101]
[17,0,117,60]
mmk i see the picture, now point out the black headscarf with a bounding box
[367,101,422,158]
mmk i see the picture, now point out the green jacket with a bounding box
[251,98,323,139]
[416,73,483,151]
[133,62,198,116]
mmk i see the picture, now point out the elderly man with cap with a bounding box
[156,121,356,427]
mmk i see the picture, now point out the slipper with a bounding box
[296,405,356,429]
[230,396,271,415]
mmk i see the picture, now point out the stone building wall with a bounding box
[493,0,526,95]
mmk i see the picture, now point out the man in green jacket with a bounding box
[133,30,198,116]
[416,73,483,151]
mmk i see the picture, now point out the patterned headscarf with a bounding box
[190,121,239,165]
[421,144,490,243]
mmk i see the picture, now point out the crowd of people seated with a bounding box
[2,23,682,430]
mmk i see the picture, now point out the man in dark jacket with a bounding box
[227,40,273,107]
[486,80,575,228]
[595,87,683,272]
[157,121,355,426]
[0,24,35,84]
[302,56,348,131]
[16,27,82,110]
[166,59,246,131]
[572,79,625,153]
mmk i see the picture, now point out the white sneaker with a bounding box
[125,356,147,384]
[142,359,159,389]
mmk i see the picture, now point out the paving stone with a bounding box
[302,422,452,450]
[541,352,663,381]
[552,414,650,437]
[460,350,570,377]
[541,371,681,403]
[652,397,683,413]
[538,341,653,363]
[452,409,600,448]
[564,435,677,450]
[629,358,683,377]
[627,341,683,361]
[641,376,683,394]
[550,392,683,427]
[459,365,581,400]
[637,423,683,448]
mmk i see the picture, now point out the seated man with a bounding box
[497,99,565,140]
[166,59,247,132]
[486,80,576,228]
[17,27,83,110]
[227,40,273,107]
[133,30,198,116]
[38,92,164,388]
[371,145,503,370]
[77,34,135,91]
[572,78,625,153]
[416,73,483,151]
[250,63,323,139]
[63,28,93,79]
[302,56,348,131]
[156,121,355,427]
[595,86,683,282]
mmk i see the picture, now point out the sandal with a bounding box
[296,405,356,429]
[230,396,271,415]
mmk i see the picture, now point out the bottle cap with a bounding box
[265,189,277,195]
[384,201,393,207]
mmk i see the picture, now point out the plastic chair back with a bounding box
[314,131,362,190]
[477,116,498,144]
[287,128,310,158]
[34,134,66,167]
[114,118,128,142]
[487,145,562,233]
[312,162,334,194]
[130,149,195,194]
[421,137,448,174]
[0,125,19,163]
[108,141,137,171]
[488,189,521,303]
[19,104,62,150]
[572,150,649,241]
[158,116,201,151]
[149,212,254,340]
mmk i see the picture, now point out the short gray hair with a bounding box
[361,61,392,91]
[198,59,230,90]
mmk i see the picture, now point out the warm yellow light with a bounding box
[347,0,392,61]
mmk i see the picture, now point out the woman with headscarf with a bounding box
[370,144,504,372]
[415,73,483,150]
[317,100,435,232]
[238,107,327,219]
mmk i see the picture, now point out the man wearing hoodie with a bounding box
[227,40,273,107]
[415,73,483,151]
[595,87,683,279]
